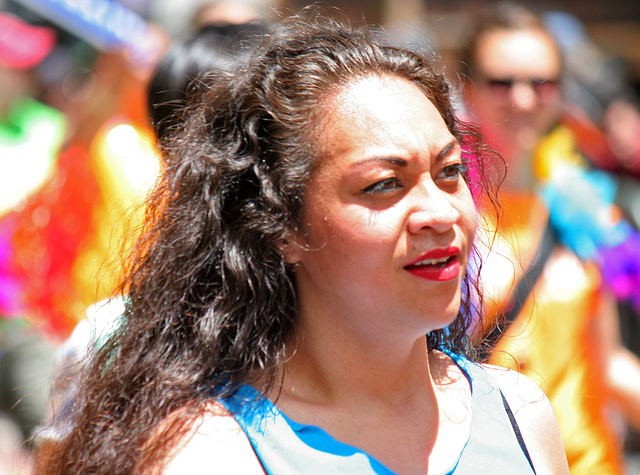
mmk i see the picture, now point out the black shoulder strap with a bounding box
[500,390,537,474]
[480,217,558,361]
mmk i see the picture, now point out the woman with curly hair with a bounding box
[37,13,568,474]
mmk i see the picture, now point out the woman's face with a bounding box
[287,75,477,343]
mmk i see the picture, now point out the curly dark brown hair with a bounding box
[36,11,501,474]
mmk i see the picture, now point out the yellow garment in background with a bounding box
[72,119,160,310]
[534,124,589,181]
[481,194,624,474]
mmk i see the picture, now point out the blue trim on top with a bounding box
[220,351,478,475]
[222,383,396,474]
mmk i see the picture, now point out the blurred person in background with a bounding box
[147,21,272,140]
[457,2,640,473]
[0,2,165,340]
[543,11,640,465]
[73,3,272,298]
[543,10,640,185]
[191,0,262,30]
[148,0,270,37]
[50,1,270,326]
[0,32,162,343]
[603,99,640,181]
[0,4,166,472]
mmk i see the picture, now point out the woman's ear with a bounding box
[276,237,303,265]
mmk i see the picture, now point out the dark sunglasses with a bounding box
[482,77,560,95]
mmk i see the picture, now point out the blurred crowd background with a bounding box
[0,0,639,473]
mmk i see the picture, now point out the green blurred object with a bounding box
[0,97,67,216]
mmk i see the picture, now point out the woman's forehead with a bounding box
[322,75,439,132]
[313,75,454,166]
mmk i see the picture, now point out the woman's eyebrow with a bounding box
[349,156,408,169]
[348,140,459,170]
[436,140,461,162]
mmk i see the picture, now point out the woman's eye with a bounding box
[438,163,467,181]
[362,177,403,195]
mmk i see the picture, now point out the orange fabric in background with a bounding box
[72,119,159,310]
[481,194,624,474]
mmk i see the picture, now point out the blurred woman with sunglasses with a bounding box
[459,2,640,473]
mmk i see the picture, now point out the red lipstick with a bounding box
[404,247,461,282]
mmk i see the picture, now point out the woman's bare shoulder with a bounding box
[483,364,569,474]
[161,402,264,474]
[482,364,545,408]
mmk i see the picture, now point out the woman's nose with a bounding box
[406,184,460,235]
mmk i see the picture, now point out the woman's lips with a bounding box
[404,248,461,281]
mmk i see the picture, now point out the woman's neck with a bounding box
[282,324,434,406]
[271,325,472,475]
